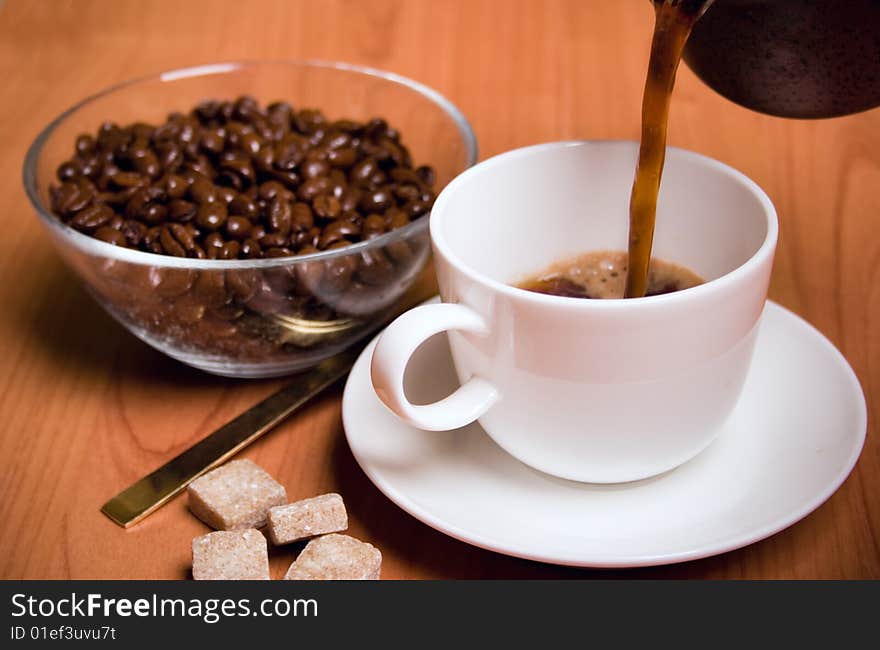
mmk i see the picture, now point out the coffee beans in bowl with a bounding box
[49,97,438,260]
[24,61,477,377]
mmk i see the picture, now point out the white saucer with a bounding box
[341,298,866,568]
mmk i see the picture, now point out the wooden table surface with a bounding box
[0,0,877,580]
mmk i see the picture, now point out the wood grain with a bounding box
[0,0,877,579]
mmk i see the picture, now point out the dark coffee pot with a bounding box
[683,0,880,118]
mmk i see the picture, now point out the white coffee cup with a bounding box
[371,141,777,483]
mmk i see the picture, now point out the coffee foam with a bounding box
[516,250,703,299]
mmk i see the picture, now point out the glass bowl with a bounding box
[23,61,477,378]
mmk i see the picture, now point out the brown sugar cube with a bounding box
[267,493,348,545]
[187,459,286,530]
[284,534,381,580]
[192,529,270,580]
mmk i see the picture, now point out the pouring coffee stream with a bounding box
[625,0,715,298]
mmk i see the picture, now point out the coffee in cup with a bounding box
[517,250,703,299]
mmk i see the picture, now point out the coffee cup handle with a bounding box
[370,302,500,431]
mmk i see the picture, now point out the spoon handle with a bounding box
[101,345,362,528]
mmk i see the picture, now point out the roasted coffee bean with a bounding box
[219,240,241,260]
[215,186,237,205]
[173,294,206,325]
[321,242,358,293]
[132,149,160,178]
[220,152,256,186]
[389,167,422,185]
[291,202,314,230]
[233,96,259,121]
[200,128,225,154]
[50,183,81,215]
[385,207,410,230]
[365,117,389,138]
[75,134,96,156]
[265,247,293,257]
[193,271,228,307]
[240,238,262,258]
[415,165,435,186]
[94,226,127,246]
[122,188,148,220]
[186,154,214,178]
[215,170,243,190]
[70,203,114,231]
[122,219,147,246]
[168,199,197,222]
[225,216,252,240]
[267,101,293,124]
[385,239,414,263]
[292,227,317,250]
[267,197,292,234]
[253,146,275,173]
[240,132,262,155]
[363,213,388,236]
[297,176,331,202]
[159,224,189,257]
[155,141,183,171]
[57,161,80,182]
[102,186,140,206]
[268,169,300,189]
[360,187,393,212]
[107,170,142,190]
[339,186,362,212]
[379,135,410,167]
[196,201,229,232]
[357,249,395,286]
[393,183,421,202]
[194,100,220,124]
[366,169,388,188]
[317,218,362,249]
[313,194,342,220]
[301,159,330,179]
[259,232,288,249]
[325,131,351,150]
[144,224,161,245]
[164,174,188,199]
[404,200,431,218]
[79,155,102,179]
[327,146,357,167]
[307,127,327,147]
[189,177,217,204]
[226,268,260,301]
[97,122,128,151]
[295,109,326,133]
[258,180,287,201]
[293,245,323,290]
[328,169,347,198]
[210,303,245,321]
[141,203,168,225]
[129,122,154,142]
[349,157,378,184]
[250,225,267,241]
[230,193,259,219]
[204,232,225,253]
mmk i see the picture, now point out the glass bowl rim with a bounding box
[22,59,478,270]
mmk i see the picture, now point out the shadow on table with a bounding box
[9,251,236,390]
